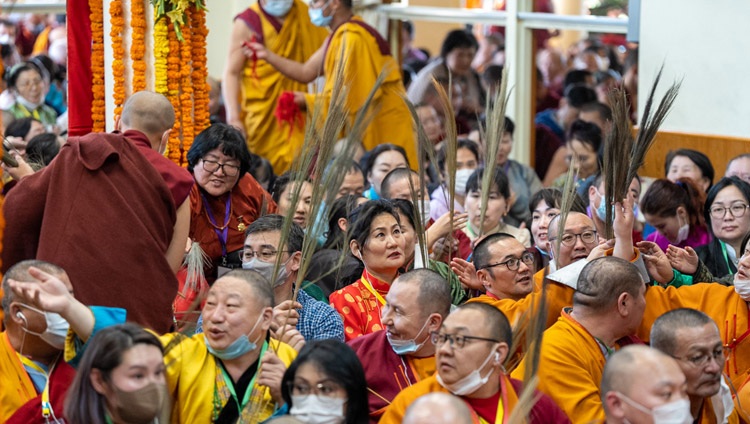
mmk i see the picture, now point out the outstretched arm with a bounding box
[612,197,635,261]
[8,267,96,341]
[245,41,325,84]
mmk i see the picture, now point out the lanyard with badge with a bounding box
[201,192,232,274]
[18,354,63,423]
[360,276,386,306]
[217,341,269,415]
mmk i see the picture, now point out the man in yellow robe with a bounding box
[511,256,648,423]
[224,0,327,173]
[650,308,739,424]
[381,303,571,424]
[9,268,297,424]
[248,0,418,168]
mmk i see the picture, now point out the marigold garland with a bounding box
[190,4,209,131]
[131,0,147,92]
[110,0,125,116]
[166,19,182,164]
[153,13,169,96]
[89,0,105,132]
[179,7,194,165]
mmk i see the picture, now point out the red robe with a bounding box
[2,131,189,333]
[188,174,277,282]
[348,329,434,422]
[6,360,76,423]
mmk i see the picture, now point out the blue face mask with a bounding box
[386,319,430,356]
[264,0,293,17]
[204,315,263,360]
[309,3,333,27]
[594,188,611,222]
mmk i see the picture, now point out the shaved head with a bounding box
[403,393,473,424]
[574,257,643,311]
[120,91,175,138]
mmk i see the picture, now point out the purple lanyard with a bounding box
[201,193,231,263]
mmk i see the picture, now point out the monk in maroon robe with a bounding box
[2,92,193,333]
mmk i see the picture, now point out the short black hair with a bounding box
[473,232,517,270]
[528,188,587,216]
[563,69,593,90]
[564,84,597,108]
[567,119,602,153]
[324,195,365,250]
[249,154,275,189]
[281,340,369,424]
[391,198,417,230]
[504,116,515,137]
[271,172,292,204]
[245,214,304,253]
[440,30,478,59]
[665,149,715,190]
[187,123,252,180]
[482,65,503,85]
[580,101,612,122]
[5,117,37,138]
[465,167,510,199]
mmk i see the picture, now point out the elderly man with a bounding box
[0,261,75,423]
[240,214,343,342]
[349,269,451,422]
[650,309,738,423]
[511,257,647,423]
[8,268,296,423]
[380,303,570,423]
[402,393,473,424]
[725,154,750,184]
[2,91,194,333]
[601,345,691,424]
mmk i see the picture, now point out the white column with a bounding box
[505,0,533,166]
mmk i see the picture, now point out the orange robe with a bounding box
[329,269,389,341]
[638,284,750,390]
[304,16,418,168]
[237,0,327,173]
[380,373,570,424]
[511,310,612,423]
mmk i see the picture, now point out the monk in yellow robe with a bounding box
[224,0,327,173]
[247,0,418,168]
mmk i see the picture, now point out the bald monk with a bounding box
[403,393,474,424]
[223,0,327,173]
[248,0,418,168]
[2,91,194,333]
[601,345,691,424]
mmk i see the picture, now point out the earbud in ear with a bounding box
[495,352,500,363]
[16,311,23,319]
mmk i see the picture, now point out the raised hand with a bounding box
[8,267,74,315]
[637,241,674,284]
[271,300,301,331]
[427,212,468,248]
[273,324,306,352]
[450,257,483,291]
[666,245,699,274]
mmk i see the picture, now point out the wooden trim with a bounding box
[639,131,750,179]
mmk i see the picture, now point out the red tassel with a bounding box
[274,91,303,138]
[243,35,260,82]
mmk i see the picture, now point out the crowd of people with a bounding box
[1,1,750,424]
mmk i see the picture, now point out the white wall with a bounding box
[639,0,750,138]
[205,0,248,79]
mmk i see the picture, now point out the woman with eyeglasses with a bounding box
[666,177,750,285]
[640,178,710,252]
[1,61,57,129]
[186,123,277,284]
[272,339,368,424]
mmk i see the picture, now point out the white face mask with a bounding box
[290,395,346,424]
[454,168,474,196]
[418,198,431,226]
[18,303,70,350]
[669,214,690,244]
[436,346,498,396]
[618,393,692,424]
[734,277,750,301]
[386,318,430,356]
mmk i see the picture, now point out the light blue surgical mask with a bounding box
[386,319,430,356]
[309,4,333,27]
[204,315,264,360]
[264,0,293,17]
[594,188,611,222]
